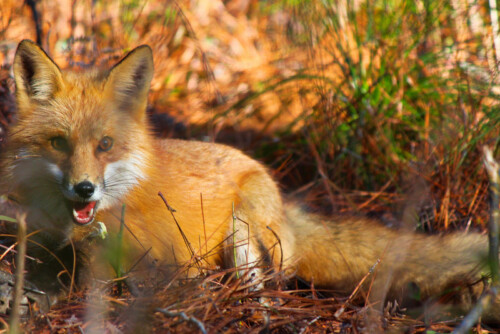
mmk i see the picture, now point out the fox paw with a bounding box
[0,270,50,317]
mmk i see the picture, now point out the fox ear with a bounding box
[105,45,154,116]
[13,40,63,104]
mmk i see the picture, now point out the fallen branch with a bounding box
[155,307,207,334]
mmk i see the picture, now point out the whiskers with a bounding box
[101,167,145,207]
[9,149,149,212]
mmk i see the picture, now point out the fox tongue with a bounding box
[72,201,97,225]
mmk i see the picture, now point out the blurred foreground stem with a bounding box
[9,213,27,334]
[483,146,500,282]
[454,147,500,334]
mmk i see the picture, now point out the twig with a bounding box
[335,258,380,318]
[0,243,40,263]
[127,247,152,273]
[452,286,498,334]
[454,146,500,333]
[266,226,283,273]
[158,192,196,260]
[20,238,71,281]
[9,212,27,334]
[116,204,126,295]
[0,317,9,332]
[232,202,240,279]
[68,238,77,297]
[299,316,321,334]
[155,308,207,334]
[483,146,499,282]
[488,0,500,72]
[200,193,207,255]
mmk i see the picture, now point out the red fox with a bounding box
[0,40,499,322]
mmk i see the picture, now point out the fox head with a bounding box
[4,40,154,227]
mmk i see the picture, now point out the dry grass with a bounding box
[0,0,500,332]
[15,263,476,333]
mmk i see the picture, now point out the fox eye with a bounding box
[98,136,113,152]
[50,136,69,152]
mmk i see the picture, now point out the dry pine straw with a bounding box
[10,261,481,334]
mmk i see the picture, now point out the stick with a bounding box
[483,146,500,282]
[155,308,207,334]
[454,146,500,333]
[9,212,27,334]
[452,287,498,334]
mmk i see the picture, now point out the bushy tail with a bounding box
[284,203,497,318]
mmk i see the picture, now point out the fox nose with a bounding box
[74,181,95,199]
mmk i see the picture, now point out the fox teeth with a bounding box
[72,207,94,224]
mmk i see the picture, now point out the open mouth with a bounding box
[71,201,97,225]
